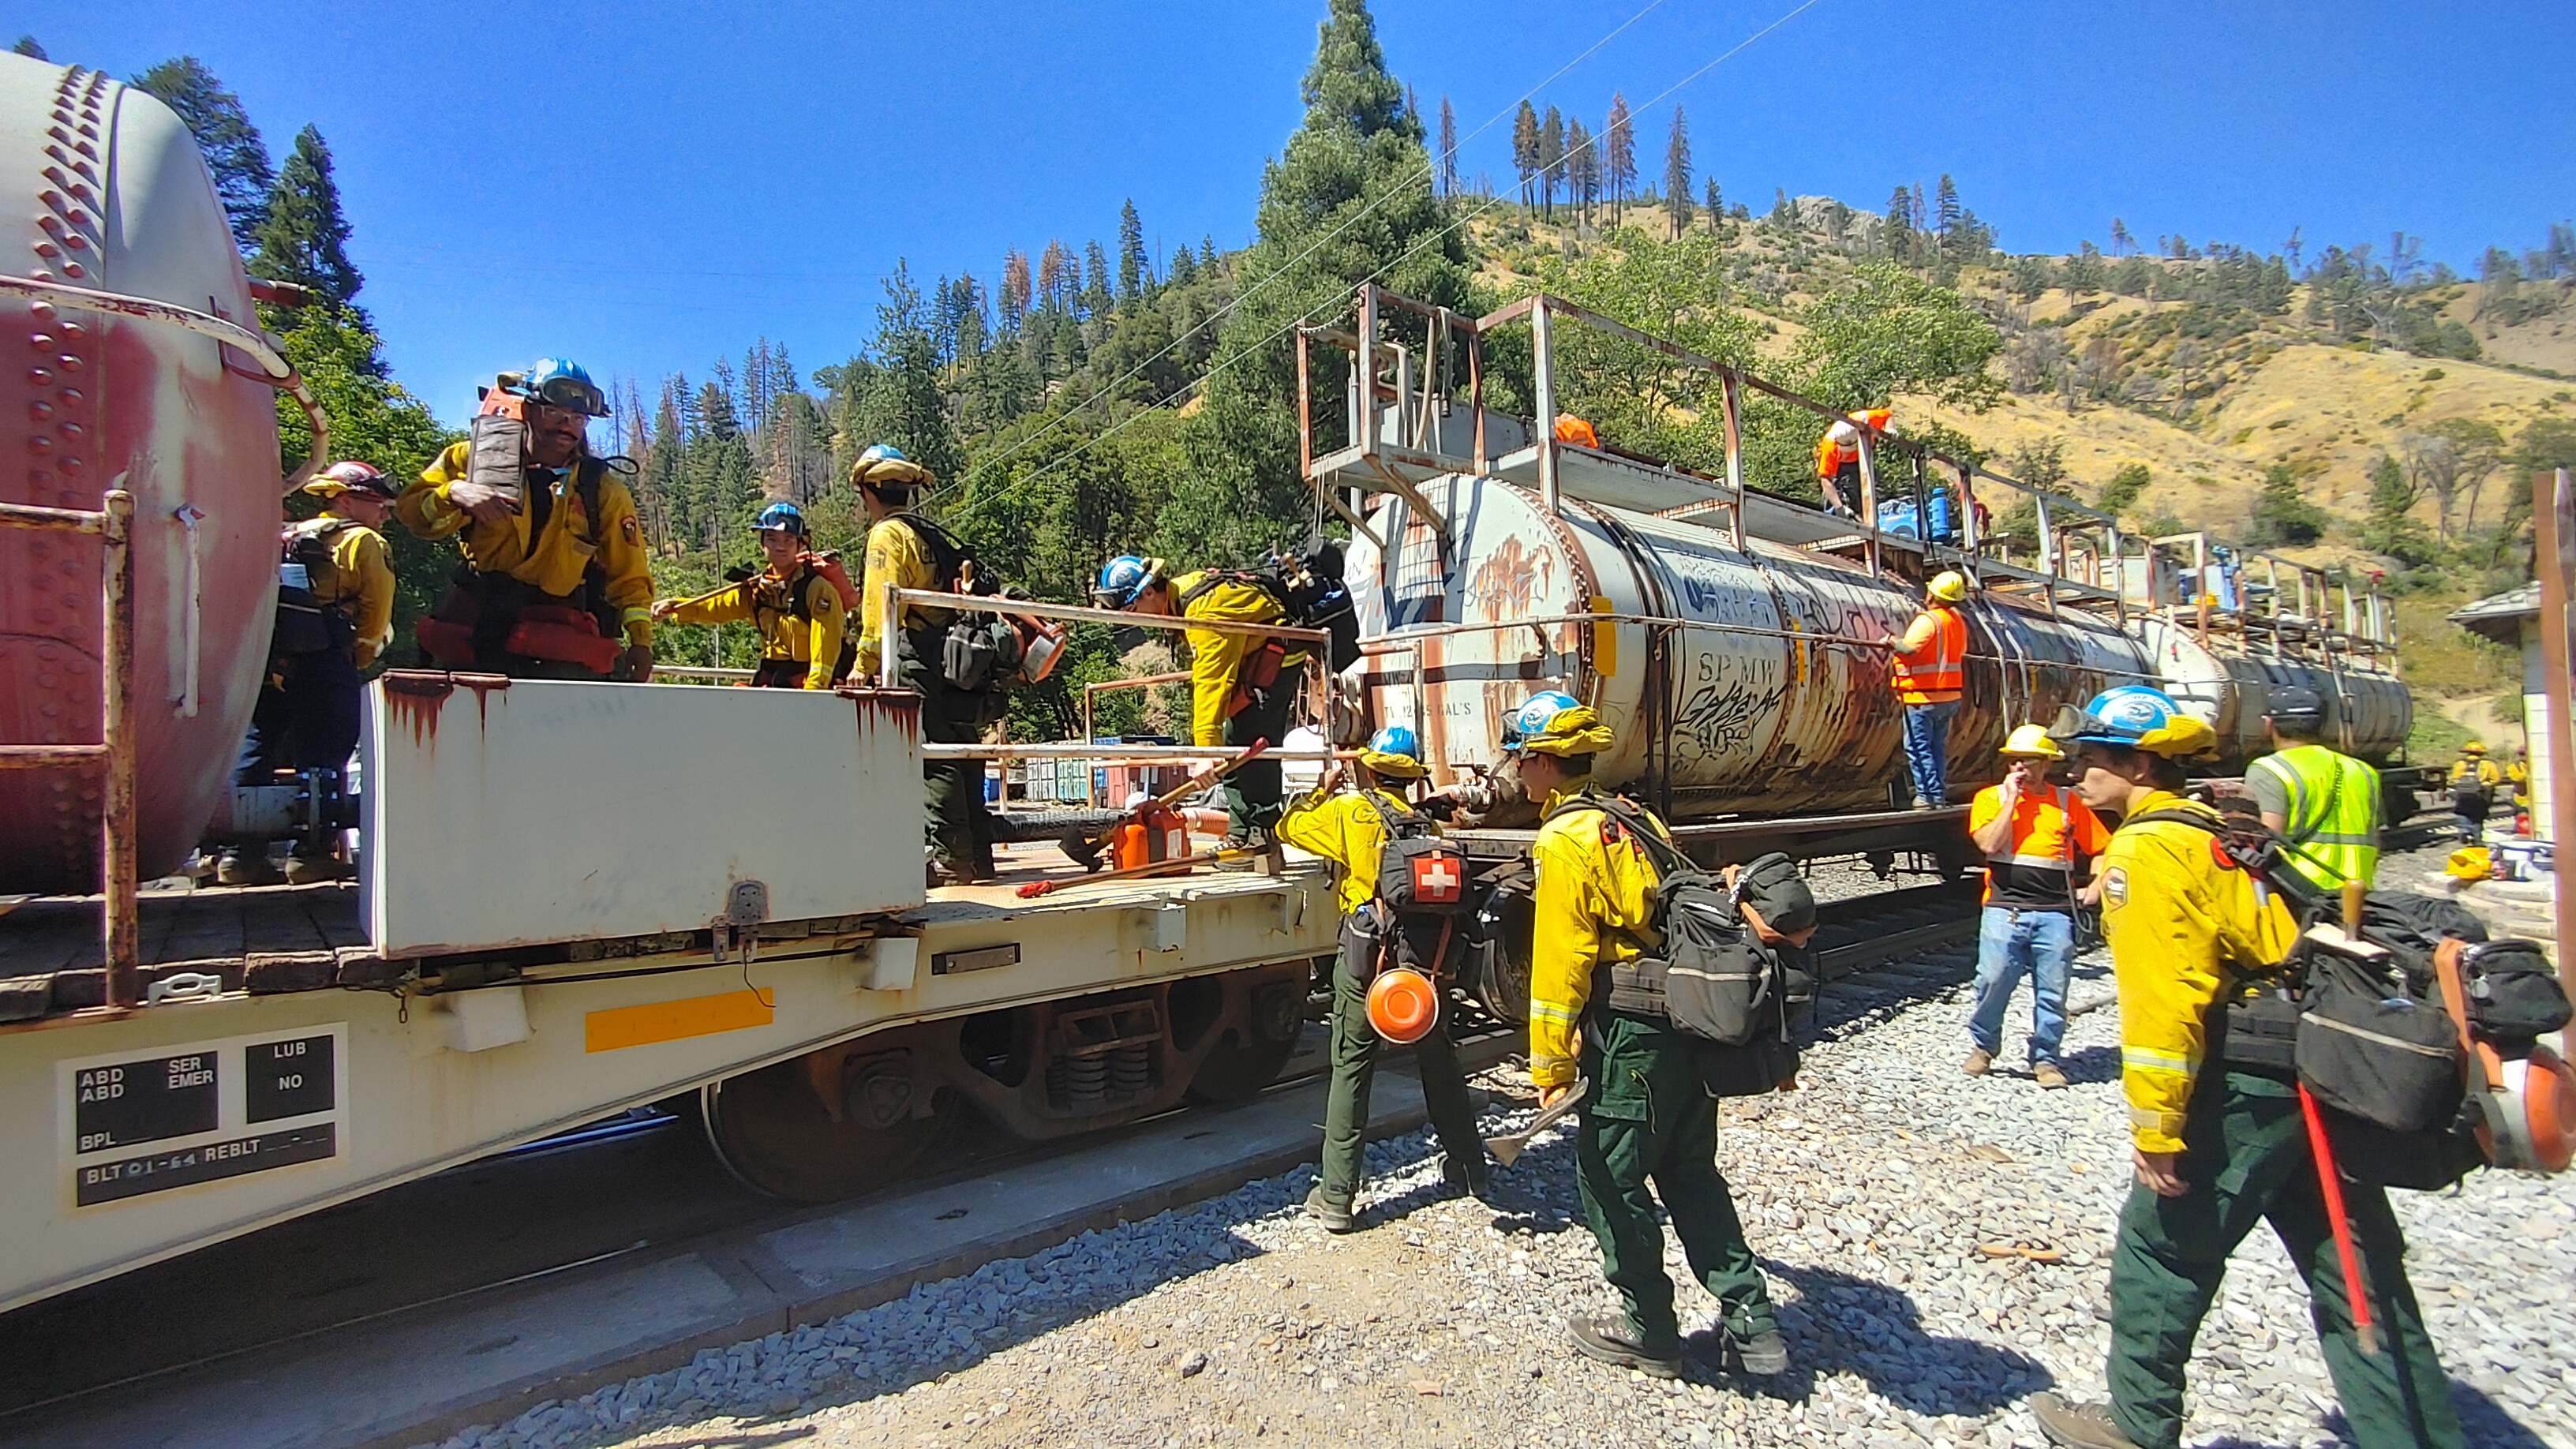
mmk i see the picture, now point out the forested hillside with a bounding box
[60,2,2561,747]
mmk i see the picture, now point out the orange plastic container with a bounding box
[1367,966,1440,1044]
[1111,804,1190,873]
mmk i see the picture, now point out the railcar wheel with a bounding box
[1183,1028,1299,1105]
[701,1058,949,1201]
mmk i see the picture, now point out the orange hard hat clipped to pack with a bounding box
[1367,967,1440,1045]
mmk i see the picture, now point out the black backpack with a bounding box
[273,518,359,657]
[2129,806,2567,1189]
[1544,792,1812,1097]
[1354,792,1470,916]
[1178,534,1361,675]
[886,513,1020,696]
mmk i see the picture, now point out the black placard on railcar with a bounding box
[75,1125,338,1206]
[245,1034,335,1123]
[72,1052,220,1153]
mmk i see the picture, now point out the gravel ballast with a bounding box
[423,852,2571,1449]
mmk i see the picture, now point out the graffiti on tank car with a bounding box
[1464,536,1555,624]
[1673,677,1778,762]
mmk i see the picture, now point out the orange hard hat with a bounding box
[1554,415,1601,448]
[1366,967,1440,1044]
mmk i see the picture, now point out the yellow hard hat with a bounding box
[1927,571,1968,603]
[2132,715,2220,760]
[2462,740,2486,754]
[2445,846,2492,881]
[1519,704,1616,757]
[2000,724,2063,760]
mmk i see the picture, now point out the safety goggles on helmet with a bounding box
[514,357,609,417]
[308,460,399,501]
[755,501,807,537]
[1091,555,1160,609]
[2047,686,2216,760]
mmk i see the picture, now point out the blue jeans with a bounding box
[1969,905,2074,1065]
[1901,699,1958,807]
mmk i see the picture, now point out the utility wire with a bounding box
[948,0,1833,530]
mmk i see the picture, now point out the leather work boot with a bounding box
[215,847,284,887]
[1728,1327,1790,1376]
[2035,1061,2070,1090]
[1568,1316,1679,1378]
[1963,1048,1994,1077]
[1215,829,1275,873]
[2031,1393,2143,1449]
[1302,1184,1355,1233]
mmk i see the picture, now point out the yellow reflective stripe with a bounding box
[619,605,653,626]
[2121,1045,2196,1074]
[1528,1002,1578,1026]
[2129,1105,2183,1131]
[1990,853,2075,868]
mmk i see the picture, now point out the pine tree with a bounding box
[853,262,967,486]
[1000,249,1032,331]
[1934,174,1963,255]
[249,125,363,311]
[1705,178,1721,234]
[1181,0,1466,564]
[1885,185,1915,263]
[1662,106,1691,240]
[2109,217,2134,256]
[11,36,44,58]
[1537,106,1563,220]
[130,57,272,249]
[1436,95,1458,197]
[1118,199,1148,304]
[1567,118,1595,226]
[1603,93,1634,225]
[1511,101,1539,209]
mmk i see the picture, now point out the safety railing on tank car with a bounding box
[878,589,1346,771]
[0,491,138,1007]
[1302,283,2395,665]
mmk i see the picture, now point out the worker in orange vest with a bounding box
[1814,406,1893,518]
[1885,571,1970,808]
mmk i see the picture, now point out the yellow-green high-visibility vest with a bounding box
[2248,743,2382,892]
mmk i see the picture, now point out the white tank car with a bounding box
[1342,473,2407,815]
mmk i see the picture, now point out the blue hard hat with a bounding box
[856,443,908,467]
[1091,555,1160,608]
[755,501,807,537]
[1503,691,1582,747]
[2053,685,2220,760]
[518,357,608,417]
[1360,724,1427,779]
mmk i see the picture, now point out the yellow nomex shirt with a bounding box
[1277,785,1429,917]
[1525,786,1669,1090]
[399,442,656,646]
[2097,791,2298,1153]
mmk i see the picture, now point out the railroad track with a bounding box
[0,874,1981,1436]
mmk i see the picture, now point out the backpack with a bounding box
[274,518,358,657]
[887,513,1019,698]
[1544,792,1812,1097]
[1354,792,1470,916]
[2129,805,2570,1187]
[1179,534,1362,677]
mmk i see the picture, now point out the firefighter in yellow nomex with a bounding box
[654,503,846,689]
[1520,704,1790,1382]
[2031,687,2462,1449]
[399,358,656,680]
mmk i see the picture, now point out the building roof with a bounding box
[2449,582,2542,646]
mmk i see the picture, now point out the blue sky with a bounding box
[36,0,2575,429]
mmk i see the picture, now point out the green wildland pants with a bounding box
[900,631,996,874]
[2106,1069,2464,1449]
[1221,661,1301,841]
[1319,915,1483,1204]
[1576,1009,1776,1354]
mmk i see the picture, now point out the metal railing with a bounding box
[0,490,137,1007]
[878,588,1346,768]
[1301,283,2397,660]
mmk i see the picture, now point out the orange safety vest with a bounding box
[1815,408,1892,479]
[1893,605,1966,705]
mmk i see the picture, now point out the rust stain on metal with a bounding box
[837,684,923,739]
[1466,535,1551,624]
[452,671,510,730]
[380,671,453,749]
